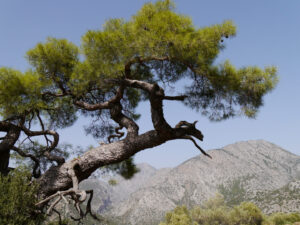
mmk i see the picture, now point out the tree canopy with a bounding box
[0,0,278,220]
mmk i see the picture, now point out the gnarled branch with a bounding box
[20,125,64,164]
[179,135,211,159]
[175,120,203,141]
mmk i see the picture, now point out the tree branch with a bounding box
[124,56,169,78]
[163,95,187,101]
[118,79,172,133]
[74,85,124,111]
[108,126,125,143]
[11,146,41,178]
[179,135,212,159]
[20,126,64,165]
[36,110,51,147]
[175,120,203,141]
[109,102,139,138]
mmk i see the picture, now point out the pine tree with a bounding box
[0,0,278,218]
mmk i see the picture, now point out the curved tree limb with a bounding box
[73,85,124,111]
[36,110,51,147]
[37,119,208,197]
[11,146,41,178]
[20,125,64,165]
[108,86,139,138]
[117,78,172,133]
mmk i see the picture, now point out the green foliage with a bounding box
[265,213,300,225]
[160,205,197,225]
[0,0,278,123]
[189,62,278,120]
[202,192,227,209]
[0,167,45,225]
[160,194,300,225]
[108,179,118,186]
[26,37,79,82]
[191,194,231,225]
[229,202,263,225]
[0,68,44,118]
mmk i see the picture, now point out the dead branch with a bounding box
[175,120,203,141]
[180,135,212,159]
[175,120,198,129]
[163,95,187,101]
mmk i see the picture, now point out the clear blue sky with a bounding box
[1,0,299,168]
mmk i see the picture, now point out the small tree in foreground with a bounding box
[0,0,278,219]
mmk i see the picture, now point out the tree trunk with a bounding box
[37,130,167,197]
[0,122,21,176]
[0,150,10,175]
[37,118,206,198]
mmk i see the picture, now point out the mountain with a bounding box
[94,140,300,225]
[80,163,171,214]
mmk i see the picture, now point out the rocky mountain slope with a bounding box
[81,140,300,225]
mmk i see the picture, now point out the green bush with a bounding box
[0,167,45,225]
[190,194,231,225]
[265,212,300,225]
[160,194,300,225]
[229,202,263,225]
[160,206,196,225]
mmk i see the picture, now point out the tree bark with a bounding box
[0,122,21,175]
[37,122,204,197]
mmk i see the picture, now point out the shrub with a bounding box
[265,212,300,225]
[230,202,263,225]
[0,167,45,225]
[159,206,196,225]
[160,194,300,225]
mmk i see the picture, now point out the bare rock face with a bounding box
[82,140,300,225]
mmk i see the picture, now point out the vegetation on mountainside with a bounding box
[160,194,300,225]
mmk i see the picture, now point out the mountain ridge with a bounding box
[81,140,300,225]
